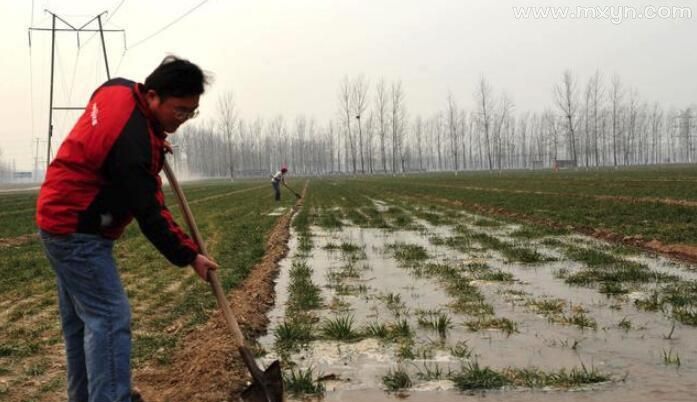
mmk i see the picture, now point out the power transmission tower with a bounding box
[28,10,125,172]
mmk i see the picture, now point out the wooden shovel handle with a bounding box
[162,159,246,346]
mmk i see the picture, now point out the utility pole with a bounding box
[28,10,125,171]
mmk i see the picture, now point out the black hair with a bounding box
[144,55,210,100]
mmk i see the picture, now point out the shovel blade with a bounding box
[240,360,284,402]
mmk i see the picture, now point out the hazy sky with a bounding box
[1,0,695,170]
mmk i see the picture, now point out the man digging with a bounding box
[36,56,219,402]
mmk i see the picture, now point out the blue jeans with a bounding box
[272,181,281,201]
[39,230,132,402]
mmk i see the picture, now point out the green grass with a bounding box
[662,349,681,367]
[364,322,390,339]
[0,342,41,358]
[450,361,609,391]
[526,298,566,316]
[465,317,518,335]
[274,319,314,351]
[360,166,697,245]
[284,367,326,397]
[450,361,508,390]
[390,318,413,339]
[402,262,493,317]
[563,246,676,286]
[416,363,446,380]
[464,263,514,282]
[320,315,362,341]
[23,359,50,377]
[385,207,414,228]
[559,311,598,330]
[416,311,453,338]
[132,333,177,365]
[643,281,697,325]
[382,366,412,391]
[287,260,322,312]
[503,365,609,388]
[618,317,633,331]
[361,318,414,343]
[449,340,473,359]
[9,169,697,398]
[387,243,429,263]
[317,210,344,229]
[473,218,502,227]
[510,225,570,239]
[471,233,551,263]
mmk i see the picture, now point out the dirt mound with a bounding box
[135,184,306,402]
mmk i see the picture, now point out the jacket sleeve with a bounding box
[105,110,199,266]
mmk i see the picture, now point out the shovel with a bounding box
[282,182,301,199]
[162,160,284,402]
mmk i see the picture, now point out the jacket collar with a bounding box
[133,83,166,139]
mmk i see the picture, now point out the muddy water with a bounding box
[259,206,697,402]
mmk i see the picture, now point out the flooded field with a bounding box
[5,172,697,402]
[258,199,697,402]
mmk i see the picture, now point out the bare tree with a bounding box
[338,75,356,173]
[586,70,604,166]
[493,94,513,170]
[554,70,578,163]
[518,113,529,168]
[625,88,640,165]
[374,78,390,173]
[391,81,406,173]
[649,103,664,164]
[544,110,560,162]
[413,116,424,171]
[434,113,443,170]
[351,75,370,173]
[217,91,238,180]
[476,78,495,170]
[173,71,686,179]
[364,113,376,174]
[447,92,459,171]
[610,74,623,167]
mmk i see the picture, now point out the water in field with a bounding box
[267,207,287,216]
[258,203,697,402]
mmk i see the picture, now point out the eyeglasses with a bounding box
[173,107,199,121]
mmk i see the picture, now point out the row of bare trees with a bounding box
[0,148,14,181]
[172,70,695,178]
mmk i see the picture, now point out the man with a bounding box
[36,56,219,402]
[271,167,288,201]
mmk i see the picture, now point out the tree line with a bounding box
[165,70,697,178]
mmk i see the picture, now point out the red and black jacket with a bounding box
[36,78,199,267]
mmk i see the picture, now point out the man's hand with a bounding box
[191,254,219,281]
[163,140,174,154]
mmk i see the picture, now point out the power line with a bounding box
[81,0,127,47]
[128,0,210,49]
[108,0,127,23]
[114,48,127,75]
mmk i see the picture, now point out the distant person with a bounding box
[36,56,219,402]
[271,167,288,201]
